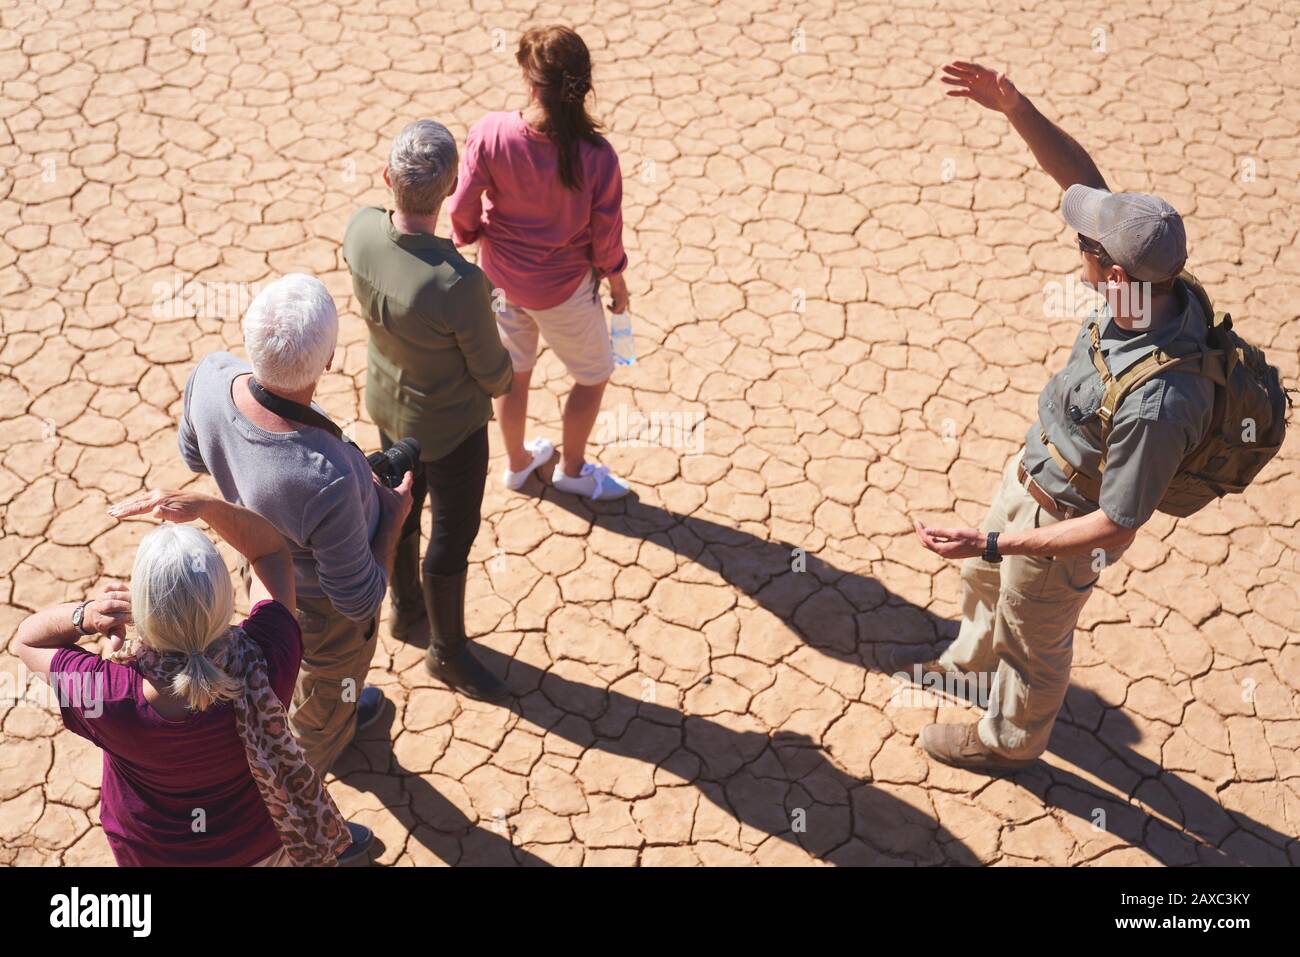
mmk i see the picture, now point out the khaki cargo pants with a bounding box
[938,457,1128,761]
[290,594,378,776]
[240,566,377,776]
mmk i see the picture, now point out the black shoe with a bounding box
[338,821,373,865]
[426,645,509,702]
[388,531,428,644]
[389,603,430,645]
[421,571,511,702]
[354,686,386,734]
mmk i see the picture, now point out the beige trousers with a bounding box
[938,457,1127,760]
[289,593,378,776]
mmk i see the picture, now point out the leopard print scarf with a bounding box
[114,626,352,867]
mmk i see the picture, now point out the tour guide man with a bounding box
[898,61,1223,771]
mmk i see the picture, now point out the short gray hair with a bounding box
[242,273,338,393]
[388,120,458,214]
[132,524,241,712]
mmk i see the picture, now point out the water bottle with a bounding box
[610,311,636,366]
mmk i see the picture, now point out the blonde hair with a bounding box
[131,525,243,712]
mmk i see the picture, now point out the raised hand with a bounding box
[941,61,1023,114]
[93,581,133,648]
[108,488,208,524]
[79,582,133,643]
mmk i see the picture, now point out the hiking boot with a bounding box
[876,645,947,682]
[919,722,1035,773]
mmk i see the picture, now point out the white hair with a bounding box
[131,524,241,712]
[242,273,338,393]
[388,120,459,215]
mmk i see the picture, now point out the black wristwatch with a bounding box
[71,600,95,636]
[982,532,1002,564]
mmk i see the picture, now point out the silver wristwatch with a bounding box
[71,600,95,636]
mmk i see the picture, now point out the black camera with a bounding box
[367,437,420,488]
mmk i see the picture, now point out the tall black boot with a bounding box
[422,571,509,701]
[389,532,429,644]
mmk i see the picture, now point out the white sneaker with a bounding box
[502,438,555,491]
[552,463,630,501]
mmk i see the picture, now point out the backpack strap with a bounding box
[1094,349,1207,474]
[1042,271,1232,501]
[1040,425,1103,501]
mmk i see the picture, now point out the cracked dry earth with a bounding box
[2,0,1299,868]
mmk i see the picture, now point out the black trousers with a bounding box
[381,425,489,579]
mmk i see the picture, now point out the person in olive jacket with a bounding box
[343,120,514,701]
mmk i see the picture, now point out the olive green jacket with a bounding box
[343,207,513,461]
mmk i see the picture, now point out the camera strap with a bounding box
[246,376,363,455]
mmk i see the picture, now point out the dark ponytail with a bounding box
[517,25,603,191]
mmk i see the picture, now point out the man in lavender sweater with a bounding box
[177,274,413,775]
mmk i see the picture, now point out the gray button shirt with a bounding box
[177,352,386,621]
[1022,281,1215,528]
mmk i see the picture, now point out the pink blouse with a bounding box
[448,111,627,311]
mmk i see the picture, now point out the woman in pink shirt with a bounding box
[449,25,631,501]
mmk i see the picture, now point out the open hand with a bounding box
[109,488,208,524]
[941,61,1023,114]
[914,519,984,560]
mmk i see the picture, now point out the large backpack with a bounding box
[1044,270,1291,517]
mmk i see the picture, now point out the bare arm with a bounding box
[914,509,1137,562]
[109,489,296,610]
[997,509,1135,558]
[14,592,133,678]
[942,61,1109,192]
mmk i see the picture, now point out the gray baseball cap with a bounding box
[1062,185,1187,282]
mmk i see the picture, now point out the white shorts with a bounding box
[496,273,615,387]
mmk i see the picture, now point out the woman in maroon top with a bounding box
[14,489,369,866]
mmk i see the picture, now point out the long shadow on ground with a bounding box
[511,487,1293,866]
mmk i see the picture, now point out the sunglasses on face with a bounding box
[1077,233,1114,266]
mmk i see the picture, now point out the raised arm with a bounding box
[942,61,1109,192]
[14,593,133,679]
[109,489,296,610]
